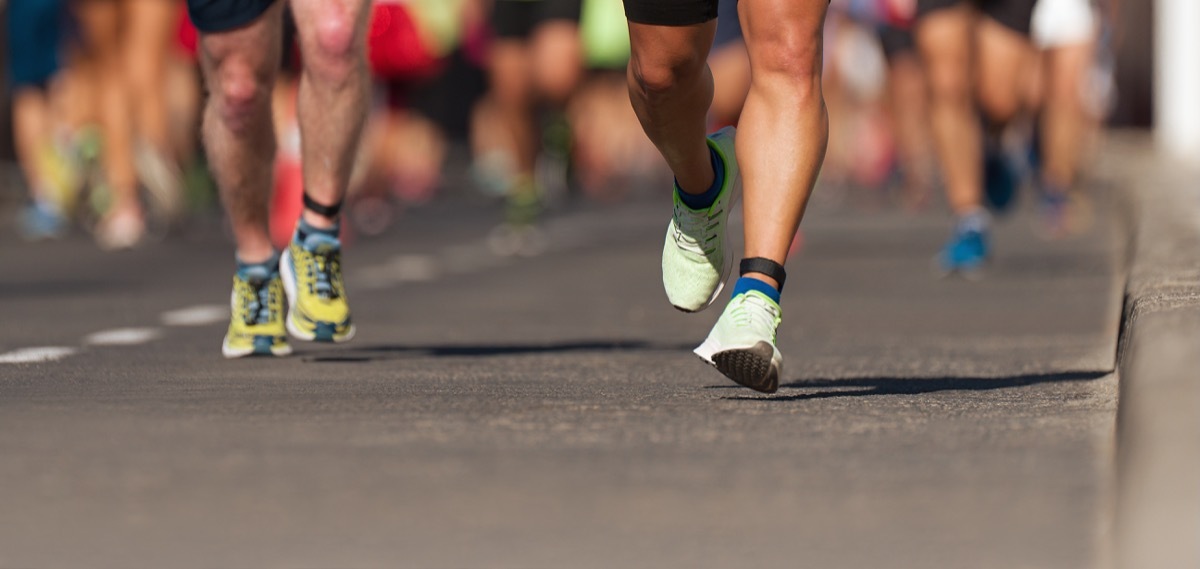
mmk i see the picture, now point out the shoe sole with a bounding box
[221,335,293,359]
[695,339,780,394]
[670,127,742,313]
[280,248,357,343]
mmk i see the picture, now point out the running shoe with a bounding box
[222,265,291,358]
[18,201,66,241]
[1036,189,1071,240]
[694,289,784,393]
[983,143,1019,214]
[936,221,989,278]
[662,126,740,312]
[280,229,355,342]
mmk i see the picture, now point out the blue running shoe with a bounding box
[18,201,65,241]
[983,145,1019,214]
[937,221,989,278]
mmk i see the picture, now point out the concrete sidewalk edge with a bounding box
[1105,131,1200,569]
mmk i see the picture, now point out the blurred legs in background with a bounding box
[1027,0,1099,238]
[73,0,146,249]
[8,0,74,240]
[475,0,583,247]
[915,0,1035,276]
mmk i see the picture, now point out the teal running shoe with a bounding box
[662,126,740,312]
[694,290,783,393]
[936,222,989,278]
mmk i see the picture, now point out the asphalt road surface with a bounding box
[0,192,1122,568]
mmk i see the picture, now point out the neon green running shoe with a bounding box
[662,126,740,312]
[693,290,783,393]
[280,231,355,343]
[222,266,291,358]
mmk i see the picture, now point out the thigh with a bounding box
[197,0,282,89]
[623,0,718,27]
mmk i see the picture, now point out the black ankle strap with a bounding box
[303,193,343,218]
[740,257,787,290]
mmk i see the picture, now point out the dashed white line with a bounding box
[0,347,78,364]
[84,327,163,346]
[161,305,228,327]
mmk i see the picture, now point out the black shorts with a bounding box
[187,0,276,33]
[492,0,583,39]
[623,0,719,26]
[915,0,1037,36]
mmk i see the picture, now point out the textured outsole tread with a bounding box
[712,341,779,394]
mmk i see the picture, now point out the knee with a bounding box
[977,83,1021,123]
[628,49,707,101]
[925,60,970,105]
[745,28,823,105]
[213,57,269,133]
[303,9,365,88]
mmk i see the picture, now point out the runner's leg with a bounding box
[197,1,284,263]
[289,0,372,229]
[626,21,717,195]
[736,0,829,287]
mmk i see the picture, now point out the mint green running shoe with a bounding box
[662,126,741,312]
[694,290,783,393]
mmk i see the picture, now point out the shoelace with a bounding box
[242,279,275,325]
[729,293,780,333]
[673,203,721,255]
[307,249,341,300]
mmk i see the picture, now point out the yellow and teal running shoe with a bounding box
[280,230,355,343]
[694,289,784,393]
[662,126,740,312]
[222,266,291,358]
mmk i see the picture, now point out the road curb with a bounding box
[1105,133,1200,569]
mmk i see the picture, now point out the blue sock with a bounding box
[236,253,280,280]
[295,216,340,243]
[676,146,724,210]
[732,276,781,304]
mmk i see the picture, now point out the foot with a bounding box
[222,265,291,358]
[280,227,355,342]
[936,218,990,278]
[662,126,740,312]
[983,142,1019,214]
[94,207,145,251]
[694,288,784,393]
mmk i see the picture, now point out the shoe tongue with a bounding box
[240,265,272,286]
[303,232,341,254]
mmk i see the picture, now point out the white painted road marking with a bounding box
[84,328,163,346]
[0,347,78,364]
[161,305,228,327]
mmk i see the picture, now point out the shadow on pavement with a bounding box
[714,370,1111,401]
[302,340,696,362]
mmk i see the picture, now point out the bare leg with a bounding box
[197,2,283,263]
[975,18,1034,126]
[74,0,141,219]
[885,51,935,206]
[487,39,538,179]
[626,21,716,195]
[915,5,980,215]
[531,20,583,106]
[12,89,52,199]
[289,0,371,230]
[122,0,175,151]
[1040,41,1093,190]
[737,0,829,287]
[709,40,751,126]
